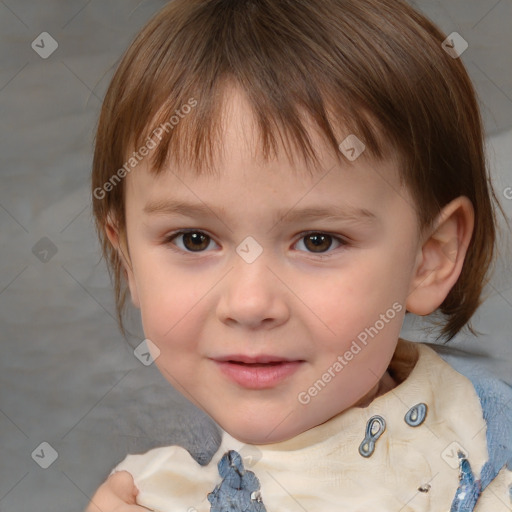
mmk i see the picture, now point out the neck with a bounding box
[353,370,398,408]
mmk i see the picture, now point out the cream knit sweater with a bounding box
[113,339,512,511]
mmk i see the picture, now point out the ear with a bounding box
[406,196,474,316]
[105,215,140,309]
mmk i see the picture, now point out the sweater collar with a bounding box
[217,337,421,455]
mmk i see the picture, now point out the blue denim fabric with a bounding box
[207,450,266,512]
[450,452,482,511]
[441,354,512,511]
[207,352,512,511]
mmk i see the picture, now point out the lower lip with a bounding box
[214,361,303,389]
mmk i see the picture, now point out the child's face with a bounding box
[120,88,424,444]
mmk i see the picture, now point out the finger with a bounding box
[86,503,152,512]
[107,471,139,503]
[85,471,142,512]
[114,506,154,511]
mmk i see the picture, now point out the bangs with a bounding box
[112,0,394,177]
[135,80,387,177]
[93,0,499,341]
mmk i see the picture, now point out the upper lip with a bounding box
[212,354,301,364]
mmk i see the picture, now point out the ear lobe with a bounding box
[105,215,140,309]
[406,196,474,316]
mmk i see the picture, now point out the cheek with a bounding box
[132,253,208,342]
[301,254,407,350]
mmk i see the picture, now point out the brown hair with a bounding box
[92,0,505,341]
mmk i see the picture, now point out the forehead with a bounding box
[127,146,407,233]
[144,84,395,179]
[124,88,413,229]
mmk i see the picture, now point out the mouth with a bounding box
[213,354,301,364]
[211,355,304,389]
[228,361,285,367]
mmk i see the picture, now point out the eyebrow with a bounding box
[143,199,377,225]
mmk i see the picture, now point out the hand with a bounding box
[85,470,152,511]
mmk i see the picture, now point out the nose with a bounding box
[216,249,290,330]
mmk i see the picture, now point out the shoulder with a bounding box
[423,342,512,477]
[475,464,512,511]
[112,444,194,478]
[415,340,512,509]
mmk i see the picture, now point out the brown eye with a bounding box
[294,231,346,256]
[167,231,214,252]
[182,232,210,251]
[303,233,333,252]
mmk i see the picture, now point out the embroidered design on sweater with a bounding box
[404,403,428,427]
[358,415,386,458]
[450,451,481,512]
[208,450,266,512]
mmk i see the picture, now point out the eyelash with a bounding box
[163,229,349,259]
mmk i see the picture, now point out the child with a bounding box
[86,0,512,510]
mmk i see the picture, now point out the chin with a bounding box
[218,417,271,444]
[216,411,305,445]
[227,427,291,445]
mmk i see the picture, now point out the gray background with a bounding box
[0,1,511,511]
